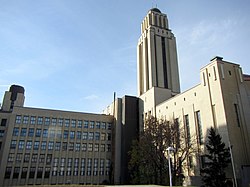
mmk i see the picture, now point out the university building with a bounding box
[0,8,250,186]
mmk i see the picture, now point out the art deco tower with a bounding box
[137,8,180,96]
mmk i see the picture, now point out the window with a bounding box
[23,116,29,124]
[15,115,22,124]
[84,120,89,128]
[107,123,112,130]
[37,167,43,178]
[39,154,45,163]
[82,132,88,140]
[30,116,36,125]
[107,144,111,152]
[59,160,65,176]
[100,159,104,175]
[37,116,43,125]
[0,130,4,137]
[29,167,35,178]
[75,143,80,151]
[65,119,70,127]
[196,111,203,145]
[44,167,50,178]
[5,167,12,179]
[18,140,25,150]
[26,141,32,150]
[101,144,105,152]
[174,118,180,148]
[41,141,46,150]
[56,130,62,139]
[200,155,207,169]
[52,158,58,176]
[106,159,111,176]
[1,118,7,126]
[13,127,19,136]
[62,142,67,151]
[82,143,87,151]
[49,129,56,138]
[101,133,106,141]
[88,143,93,151]
[48,141,54,150]
[21,167,28,179]
[34,141,40,150]
[93,158,98,176]
[185,115,191,145]
[189,156,193,169]
[101,122,106,129]
[16,153,22,163]
[24,153,30,163]
[74,158,79,176]
[88,132,94,140]
[76,131,81,139]
[94,144,99,152]
[36,128,41,137]
[90,121,95,128]
[51,118,57,126]
[58,118,63,126]
[31,154,38,163]
[20,128,27,136]
[87,158,92,176]
[28,128,34,137]
[43,129,48,137]
[95,132,100,140]
[96,121,100,129]
[80,159,85,176]
[45,117,50,125]
[10,140,17,149]
[234,104,241,127]
[71,119,76,127]
[77,120,82,128]
[55,142,61,151]
[13,167,20,179]
[69,142,74,151]
[63,130,69,139]
[107,133,111,141]
[70,131,75,139]
[67,158,72,176]
[8,153,14,162]
[46,154,52,164]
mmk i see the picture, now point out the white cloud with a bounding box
[83,94,99,100]
[189,18,238,46]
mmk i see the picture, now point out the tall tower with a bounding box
[137,8,180,96]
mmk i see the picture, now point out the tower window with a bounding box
[196,111,203,145]
[234,104,241,127]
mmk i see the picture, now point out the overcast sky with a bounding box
[0,0,250,113]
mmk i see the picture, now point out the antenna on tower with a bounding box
[151,0,158,8]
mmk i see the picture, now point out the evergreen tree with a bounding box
[201,127,231,187]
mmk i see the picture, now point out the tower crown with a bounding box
[141,8,169,34]
[150,8,161,13]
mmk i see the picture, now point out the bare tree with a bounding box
[128,116,197,185]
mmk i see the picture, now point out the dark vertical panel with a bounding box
[161,37,168,88]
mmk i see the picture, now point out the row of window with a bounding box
[15,115,112,130]
[5,158,111,179]
[10,140,111,152]
[12,128,111,141]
